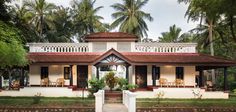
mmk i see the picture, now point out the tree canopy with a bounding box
[111,0,153,40]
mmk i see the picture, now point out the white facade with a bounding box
[21,33,231,99]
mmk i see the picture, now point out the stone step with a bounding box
[103,104,128,112]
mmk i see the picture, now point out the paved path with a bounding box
[103,103,128,112]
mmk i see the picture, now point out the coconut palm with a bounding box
[71,0,108,42]
[158,25,193,43]
[46,7,73,42]
[179,0,221,83]
[111,0,153,40]
[24,0,56,42]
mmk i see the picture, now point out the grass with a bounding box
[0,97,95,107]
[1,96,236,108]
[137,97,236,108]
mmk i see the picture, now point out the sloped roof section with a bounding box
[121,52,236,66]
[28,52,101,64]
[84,32,138,42]
[28,50,236,67]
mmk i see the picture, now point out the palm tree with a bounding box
[24,0,56,42]
[158,25,193,43]
[46,7,73,42]
[179,0,221,83]
[111,0,153,40]
[71,0,108,42]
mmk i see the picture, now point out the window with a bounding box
[64,67,70,79]
[152,66,160,80]
[41,67,48,79]
[176,67,184,79]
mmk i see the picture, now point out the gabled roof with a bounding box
[92,48,132,65]
[84,32,138,42]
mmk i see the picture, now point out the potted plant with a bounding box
[104,71,118,91]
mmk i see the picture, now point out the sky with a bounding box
[19,0,198,41]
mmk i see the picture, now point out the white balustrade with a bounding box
[123,90,137,112]
[28,43,90,52]
[135,43,197,53]
[94,90,104,112]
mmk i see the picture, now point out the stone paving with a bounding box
[103,103,128,112]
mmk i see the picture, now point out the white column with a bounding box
[123,90,137,112]
[147,65,152,86]
[94,90,104,112]
[88,42,93,52]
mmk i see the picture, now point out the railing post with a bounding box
[94,90,104,112]
[123,90,137,112]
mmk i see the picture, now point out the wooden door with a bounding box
[135,66,147,88]
[77,65,88,88]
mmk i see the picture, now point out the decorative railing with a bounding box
[135,43,197,53]
[28,43,90,52]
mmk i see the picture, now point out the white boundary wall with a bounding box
[0,87,89,97]
[135,88,228,99]
[94,90,104,112]
[123,90,137,112]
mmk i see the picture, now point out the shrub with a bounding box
[118,78,128,90]
[88,78,105,97]
[234,89,236,94]
[104,71,119,91]
[126,84,138,90]
[32,92,41,104]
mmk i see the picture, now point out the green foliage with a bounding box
[126,84,138,90]
[111,0,153,40]
[0,20,27,68]
[71,0,108,42]
[88,78,105,97]
[32,93,42,104]
[104,72,119,91]
[159,24,194,43]
[0,0,11,22]
[23,0,56,42]
[117,78,128,90]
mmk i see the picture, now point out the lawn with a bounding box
[1,96,236,108]
[0,97,94,108]
[137,97,236,108]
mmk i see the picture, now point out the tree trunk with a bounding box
[229,15,236,42]
[208,20,216,84]
[7,68,12,90]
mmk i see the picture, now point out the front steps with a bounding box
[105,91,122,103]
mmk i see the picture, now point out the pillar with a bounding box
[20,68,24,87]
[70,65,73,86]
[199,68,204,88]
[152,66,156,86]
[224,67,228,91]
[0,75,2,89]
[126,65,129,82]
[96,66,99,79]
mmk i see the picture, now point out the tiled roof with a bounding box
[28,50,236,66]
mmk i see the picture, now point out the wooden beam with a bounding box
[126,66,129,82]
[69,65,73,86]
[199,68,204,88]
[96,66,99,79]
[152,65,156,86]
[224,67,228,91]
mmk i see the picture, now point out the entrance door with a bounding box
[135,66,147,88]
[77,65,88,88]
